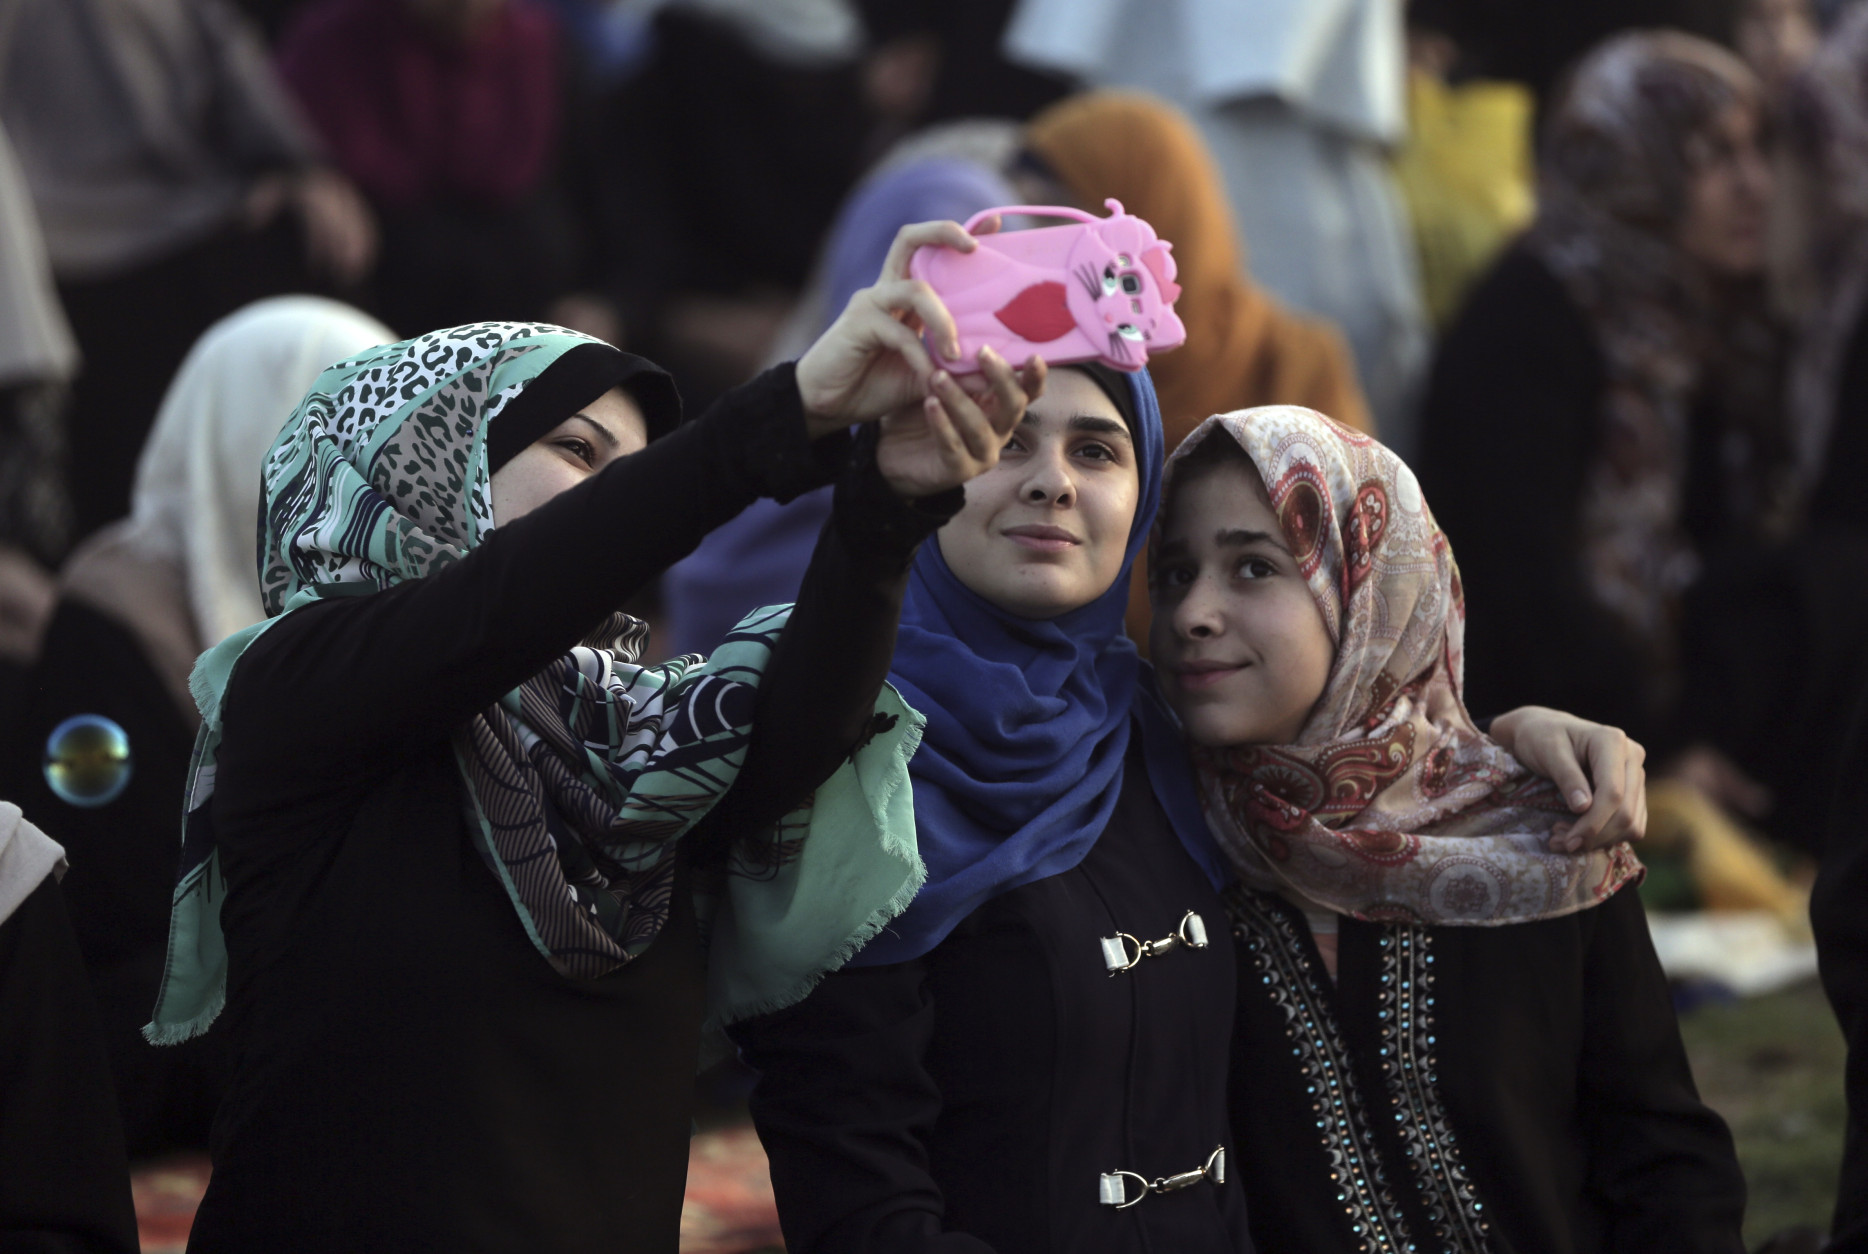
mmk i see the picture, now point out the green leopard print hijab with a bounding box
[148,322,927,1044]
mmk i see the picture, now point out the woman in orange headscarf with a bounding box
[1024,90,1372,642]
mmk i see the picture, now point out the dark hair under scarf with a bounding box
[852,364,1223,967]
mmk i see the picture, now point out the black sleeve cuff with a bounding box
[704,362,853,503]
[832,425,965,581]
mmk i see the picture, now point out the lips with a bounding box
[1172,660,1248,692]
[1003,524,1081,553]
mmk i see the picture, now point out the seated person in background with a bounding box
[0,296,392,1159]
[0,0,376,541]
[1416,31,1868,853]
[1152,405,1744,1253]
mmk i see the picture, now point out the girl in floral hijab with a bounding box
[1150,406,1744,1251]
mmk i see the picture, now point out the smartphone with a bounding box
[908,199,1186,374]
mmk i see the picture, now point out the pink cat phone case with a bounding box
[908,199,1186,374]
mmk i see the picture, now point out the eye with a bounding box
[1102,264,1120,296]
[1153,561,1194,590]
[1237,556,1279,580]
[556,437,597,467]
[1075,441,1117,463]
[1120,273,1142,295]
[1116,323,1145,341]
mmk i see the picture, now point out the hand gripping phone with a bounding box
[908,199,1186,374]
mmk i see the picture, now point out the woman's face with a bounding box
[937,368,1140,619]
[1149,460,1335,748]
[1676,102,1773,278]
[489,387,646,526]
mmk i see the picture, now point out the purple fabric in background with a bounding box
[660,157,1017,658]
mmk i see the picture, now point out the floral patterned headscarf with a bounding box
[1167,406,1642,925]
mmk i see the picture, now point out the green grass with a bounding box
[1678,979,1849,1246]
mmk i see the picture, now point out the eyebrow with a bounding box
[1215,527,1293,555]
[1018,412,1133,441]
[567,411,620,450]
[1154,527,1293,562]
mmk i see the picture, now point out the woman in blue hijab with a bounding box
[731,362,1251,1253]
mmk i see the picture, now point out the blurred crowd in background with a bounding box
[6,0,1868,1241]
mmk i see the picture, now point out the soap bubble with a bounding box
[43,714,133,808]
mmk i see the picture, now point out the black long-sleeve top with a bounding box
[732,735,1253,1254]
[1227,885,1746,1254]
[184,366,956,1253]
[0,875,140,1254]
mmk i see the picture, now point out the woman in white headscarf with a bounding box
[0,295,392,1158]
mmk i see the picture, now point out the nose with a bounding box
[1744,149,1775,205]
[1019,445,1075,507]
[1172,574,1225,641]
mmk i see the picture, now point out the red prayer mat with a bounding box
[132,1124,784,1253]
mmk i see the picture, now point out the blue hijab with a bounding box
[854,367,1226,966]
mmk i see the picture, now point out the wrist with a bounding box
[1487,706,1531,751]
[793,352,841,439]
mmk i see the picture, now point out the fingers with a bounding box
[1625,742,1649,842]
[867,278,959,360]
[927,370,999,463]
[920,393,968,465]
[1018,356,1048,404]
[970,212,1004,237]
[858,306,937,386]
[879,219,977,283]
[1549,731,1633,853]
[1542,734,1595,816]
[974,346,1033,438]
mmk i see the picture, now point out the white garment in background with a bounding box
[1004,0,1430,455]
[105,296,391,647]
[0,119,76,387]
[0,801,63,926]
